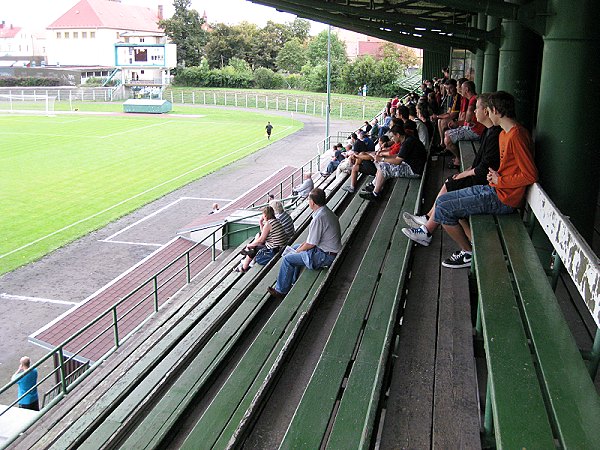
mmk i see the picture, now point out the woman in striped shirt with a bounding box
[236,206,288,273]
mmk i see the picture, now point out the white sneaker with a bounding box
[403,212,428,228]
[402,226,432,246]
[342,185,355,193]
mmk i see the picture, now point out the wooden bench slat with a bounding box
[497,214,600,448]
[280,179,418,449]
[327,181,418,448]
[471,214,555,448]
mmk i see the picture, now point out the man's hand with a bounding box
[487,168,499,184]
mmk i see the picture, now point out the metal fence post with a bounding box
[153,277,159,312]
[186,252,191,283]
[57,349,68,395]
[112,308,120,348]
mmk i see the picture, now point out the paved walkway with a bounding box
[0,109,358,403]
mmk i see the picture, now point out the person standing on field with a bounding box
[265,122,273,139]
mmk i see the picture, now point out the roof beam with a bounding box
[250,0,476,51]
[413,0,519,20]
[283,0,489,41]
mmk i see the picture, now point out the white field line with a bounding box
[99,120,173,139]
[0,127,292,261]
[0,293,77,306]
[102,196,233,242]
[98,240,163,247]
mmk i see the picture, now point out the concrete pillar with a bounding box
[475,13,486,93]
[535,0,600,241]
[482,16,500,93]
[497,14,540,130]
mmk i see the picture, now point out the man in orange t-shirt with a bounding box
[403,91,537,268]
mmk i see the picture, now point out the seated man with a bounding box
[431,78,462,150]
[369,118,379,140]
[268,188,341,299]
[403,91,537,268]
[402,93,501,244]
[359,123,427,200]
[443,81,486,167]
[292,173,314,197]
[270,199,295,240]
[321,143,345,177]
[342,135,392,193]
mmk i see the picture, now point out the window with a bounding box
[64,32,69,39]
[56,32,61,39]
[73,32,78,38]
[90,31,95,38]
[82,32,87,38]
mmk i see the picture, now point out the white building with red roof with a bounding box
[46,0,164,67]
[0,21,46,67]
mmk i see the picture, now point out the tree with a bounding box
[288,18,311,42]
[307,30,347,67]
[276,38,307,73]
[204,23,257,68]
[252,21,294,69]
[159,0,207,67]
[378,42,420,68]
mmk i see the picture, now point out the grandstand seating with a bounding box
[11,167,353,449]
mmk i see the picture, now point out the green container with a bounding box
[123,99,172,114]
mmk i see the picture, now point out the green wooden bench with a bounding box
[172,179,373,450]
[15,173,349,449]
[280,176,422,449]
[458,138,600,447]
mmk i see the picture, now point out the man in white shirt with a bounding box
[268,188,341,299]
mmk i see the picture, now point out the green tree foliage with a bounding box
[306,30,347,67]
[204,23,258,68]
[276,38,307,73]
[253,67,285,89]
[159,0,207,67]
[289,18,311,42]
[378,42,420,68]
[252,21,294,69]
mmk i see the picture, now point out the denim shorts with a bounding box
[434,184,514,225]
[447,125,480,143]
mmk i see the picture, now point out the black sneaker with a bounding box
[359,191,380,201]
[363,183,375,192]
[442,250,472,268]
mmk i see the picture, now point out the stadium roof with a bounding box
[246,0,522,52]
[47,0,161,33]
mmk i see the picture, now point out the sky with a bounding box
[0,0,328,33]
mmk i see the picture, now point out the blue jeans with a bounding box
[326,160,340,174]
[275,245,336,294]
[434,185,514,226]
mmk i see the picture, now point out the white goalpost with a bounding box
[0,92,57,116]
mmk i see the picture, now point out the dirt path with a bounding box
[0,109,358,403]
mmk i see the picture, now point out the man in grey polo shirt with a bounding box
[268,188,341,299]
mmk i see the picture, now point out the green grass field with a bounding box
[0,106,302,274]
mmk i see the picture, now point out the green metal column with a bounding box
[497,1,541,130]
[482,16,500,93]
[536,0,600,242]
[475,13,486,92]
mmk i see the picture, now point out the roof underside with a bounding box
[248,0,518,52]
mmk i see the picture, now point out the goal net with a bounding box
[0,93,56,115]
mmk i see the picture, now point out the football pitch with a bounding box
[0,107,302,275]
